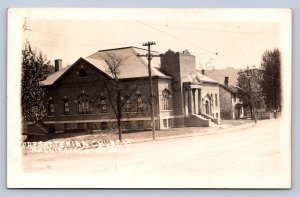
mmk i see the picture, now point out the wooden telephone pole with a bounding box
[137,41,159,140]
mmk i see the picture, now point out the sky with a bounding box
[22,10,281,70]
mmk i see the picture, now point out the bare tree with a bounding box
[103,52,137,141]
[236,67,263,120]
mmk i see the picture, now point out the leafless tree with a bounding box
[103,52,137,141]
[236,67,264,119]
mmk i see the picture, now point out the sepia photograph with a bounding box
[7,8,291,188]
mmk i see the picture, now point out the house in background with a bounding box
[28,47,220,134]
[219,77,244,119]
[199,67,239,86]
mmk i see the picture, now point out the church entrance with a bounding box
[205,100,209,115]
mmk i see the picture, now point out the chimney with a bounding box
[201,69,205,75]
[54,59,62,72]
[224,77,229,86]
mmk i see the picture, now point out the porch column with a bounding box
[188,88,192,115]
[210,100,213,116]
[232,105,235,119]
[184,89,188,116]
[198,89,202,114]
[194,89,199,114]
[192,89,196,114]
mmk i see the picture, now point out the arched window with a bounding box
[101,99,107,113]
[77,93,91,114]
[48,98,55,116]
[215,94,218,106]
[78,66,87,77]
[162,89,171,110]
[124,96,131,112]
[211,94,214,106]
[137,95,143,111]
[63,97,70,115]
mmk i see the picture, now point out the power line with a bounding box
[25,29,143,47]
[25,21,250,67]
[154,24,279,36]
[136,20,240,66]
[137,20,216,55]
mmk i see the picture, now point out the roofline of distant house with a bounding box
[219,83,238,93]
[97,46,159,53]
[202,80,219,84]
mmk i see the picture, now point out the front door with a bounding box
[205,100,209,114]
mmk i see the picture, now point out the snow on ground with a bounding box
[17,118,290,188]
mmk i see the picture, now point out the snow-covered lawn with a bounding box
[19,118,290,188]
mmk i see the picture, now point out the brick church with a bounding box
[35,46,220,133]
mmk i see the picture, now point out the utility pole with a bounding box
[245,70,253,120]
[245,67,257,123]
[137,41,159,140]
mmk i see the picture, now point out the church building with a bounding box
[33,46,220,133]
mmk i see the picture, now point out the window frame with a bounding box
[77,93,92,114]
[63,98,70,115]
[100,98,108,113]
[137,95,143,112]
[124,96,131,112]
[48,98,55,116]
[162,89,172,111]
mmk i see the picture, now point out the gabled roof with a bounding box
[87,46,166,79]
[81,57,112,77]
[185,71,218,84]
[200,67,239,85]
[219,83,238,93]
[41,46,169,86]
[41,64,72,86]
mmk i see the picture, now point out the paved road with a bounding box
[20,119,290,188]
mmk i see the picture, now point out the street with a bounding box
[20,119,290,188]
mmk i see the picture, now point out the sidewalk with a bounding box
[129,120,258,144]
[23,119,272,155]
[48,119,258,144]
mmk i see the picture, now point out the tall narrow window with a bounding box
[215,94,218,106]
[162,89,171,110]
[63,97,70,115]
[77,93,91,114]
[101,99,107,113]
[48,98,54,116]
[211,94,214,106]
[125,98,131,112]
[137,95,143,111]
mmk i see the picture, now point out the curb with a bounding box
[125,120,259,145]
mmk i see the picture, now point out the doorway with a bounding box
[205,100,209,115]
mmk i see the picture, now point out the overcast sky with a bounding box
[22,9,282,70]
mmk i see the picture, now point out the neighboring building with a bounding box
[219,77,243,119]
[200,67,239,86]
[28,47,220,133]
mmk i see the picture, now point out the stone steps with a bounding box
[193,113,218,127]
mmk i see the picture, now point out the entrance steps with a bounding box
[185,113,219,127]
